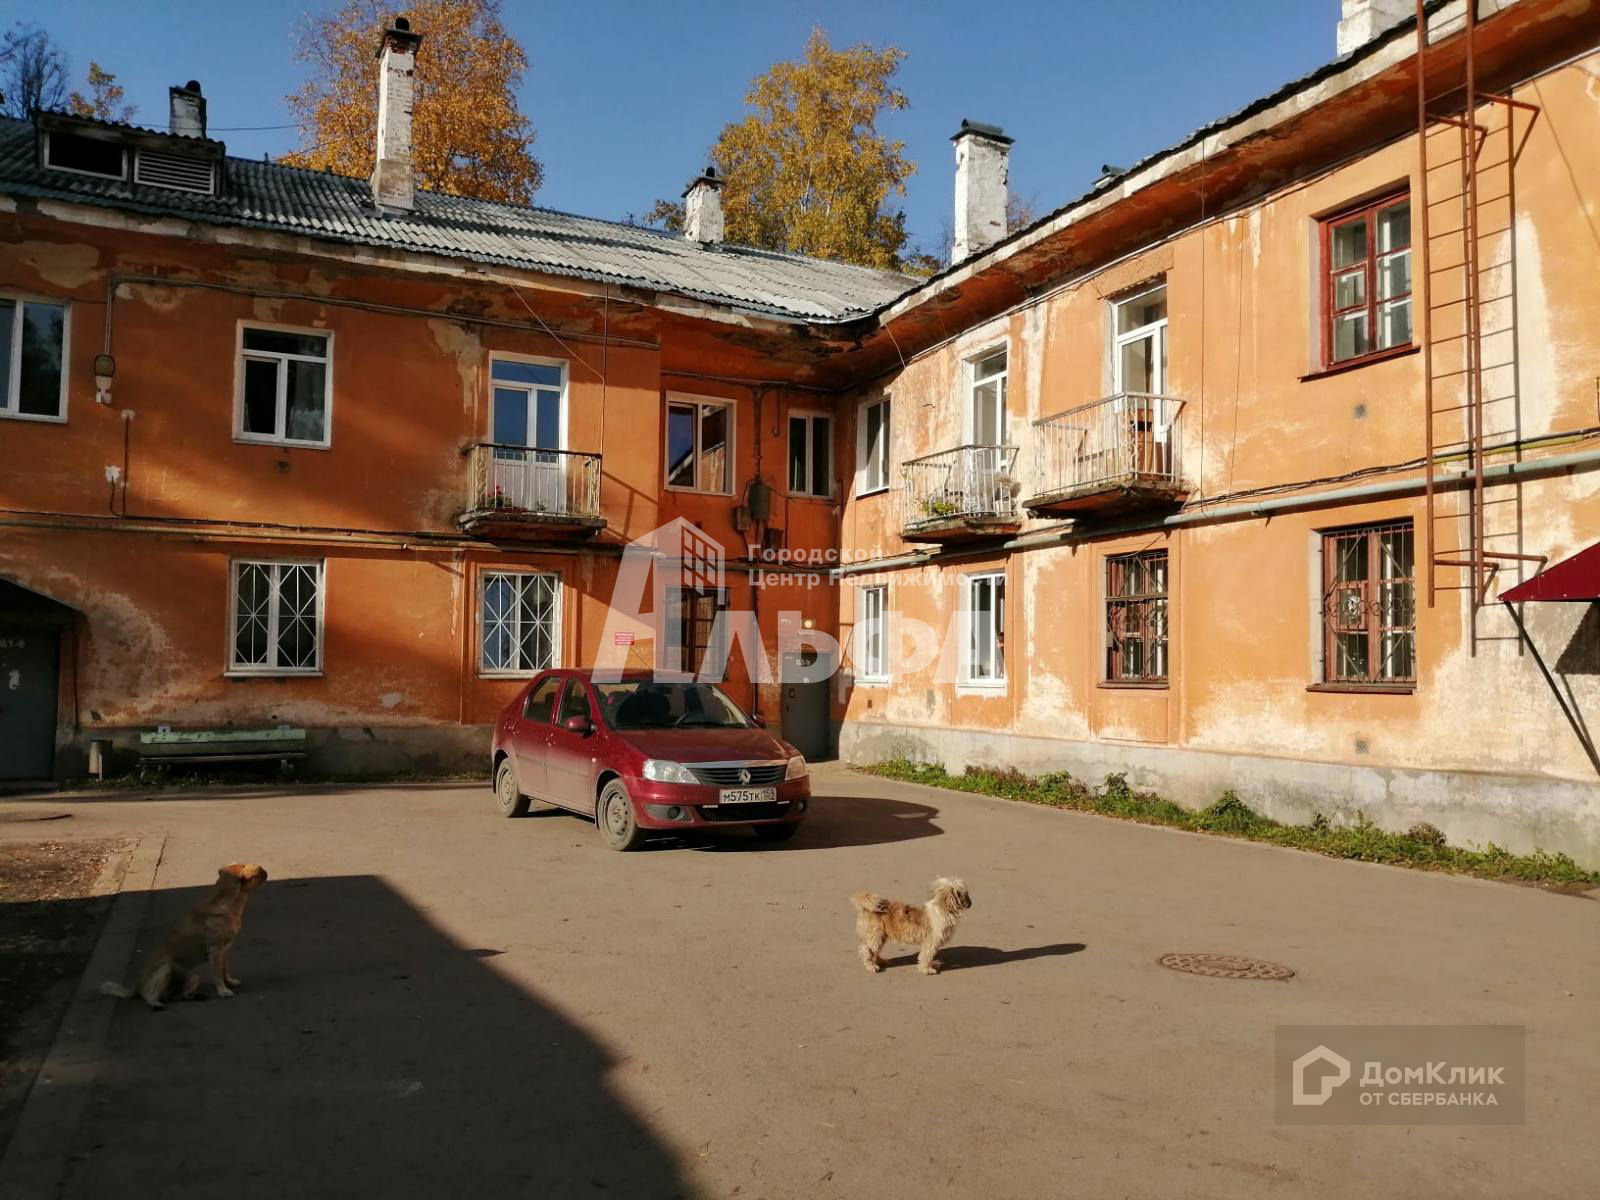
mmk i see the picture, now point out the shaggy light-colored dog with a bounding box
[850,877,972,975]
[101,863,268,1009]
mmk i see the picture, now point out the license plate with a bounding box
[718,787,777,804]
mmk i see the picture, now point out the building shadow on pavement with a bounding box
[56,875,693,1200]
[881,942,1088,972]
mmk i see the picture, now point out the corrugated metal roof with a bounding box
[0,115,915,322]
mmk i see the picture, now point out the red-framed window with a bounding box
[1321,193,1412,367]
[1106,550,1169,683]
[1320,521,1416,687]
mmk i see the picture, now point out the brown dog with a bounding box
[101,863,268,1009]
[850,877,972,975]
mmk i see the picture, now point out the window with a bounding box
[1322,195,1411,365]
[962,571,1006,686]
[788,411,832,497]
[856,585,888,682]
[0,297,68,421]
[558,678,592,724]
[856,396,892,495]
[665,395,732,493]
[230,560,324,674]
[481,572,561,675]
[969,349,1007,445]
[1112,283,1168,394]
[523,676,562,723]
[1106,550,1169,683]
[238,325,331,446]
[665,585,727,676]
[43,131,127,180]
[1320,522,1415,686]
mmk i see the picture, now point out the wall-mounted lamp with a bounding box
[801,617,815,630]
[93,353,116,405]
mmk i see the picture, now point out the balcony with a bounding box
[899,445,1022,542]
[459,443,604,539]
[1026,393,1187,516]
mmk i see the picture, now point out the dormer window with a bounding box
[43,130,127,181]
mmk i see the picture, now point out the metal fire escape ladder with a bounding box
[1416,0,1544,630]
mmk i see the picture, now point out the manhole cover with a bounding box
[1158,953,1295,981]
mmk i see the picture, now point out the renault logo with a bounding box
[738,768,752,785]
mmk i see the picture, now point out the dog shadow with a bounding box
[883,942,1087,972]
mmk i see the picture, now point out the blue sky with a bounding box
[17,1,1340,253]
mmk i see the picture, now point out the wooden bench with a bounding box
[138,727,307,773]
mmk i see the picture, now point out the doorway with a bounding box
[489,357,566,514]
[0,629,59,780]
[780,647,833,761]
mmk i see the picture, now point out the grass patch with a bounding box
[860,760,1600,889]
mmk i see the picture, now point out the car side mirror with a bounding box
[563,715,592,735]
[750,713,767,728]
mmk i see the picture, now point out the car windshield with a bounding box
[595,681,753,730]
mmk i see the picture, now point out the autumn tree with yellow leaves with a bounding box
[283,0,542,204]
[647,29,915,270]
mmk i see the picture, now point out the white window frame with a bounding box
[788,408,833,498]
[226,558,326,677]
[478,570,563,677]
[663,393,735,496]
[234,320,334,449]
[42,131,128,181]
[965,347,1008,446]
[489,352,569,448]
[855,395,891,497]
[855,584,889,683]
[1110,281,1168,395]
[960,570,1007,689]
[0,293,70,424]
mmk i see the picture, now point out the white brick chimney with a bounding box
[683,167,725,245]
[1336,0,1414,55]
[952,120,1012,264]
[168,81,206,138]
[371,16,423,213]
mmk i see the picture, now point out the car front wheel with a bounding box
[597,780,647,851]
[496,759,531,818]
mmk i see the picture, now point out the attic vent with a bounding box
[134,149,215,194]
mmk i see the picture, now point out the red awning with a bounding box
[1500,543,1600,603]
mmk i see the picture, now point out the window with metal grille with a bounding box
[1106,550,1168,683]
[231,560,324,674]
[665,586,727,677]
[133,149,215,194]
[481,572,560,675]
[1321,522,1415,686]
[1322,194,1412,366]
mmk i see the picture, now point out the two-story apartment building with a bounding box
[2,1,1596,858]
[828,0,1600,859]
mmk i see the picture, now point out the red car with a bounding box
[490,669,810,850]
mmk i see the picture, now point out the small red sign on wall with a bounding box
[614,632,635,646]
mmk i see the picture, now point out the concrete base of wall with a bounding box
[55,725,491,781]
[837,719,1600,866]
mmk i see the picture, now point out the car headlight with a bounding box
[642,759,697,784]
[785,755,808,781]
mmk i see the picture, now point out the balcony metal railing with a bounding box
[1032,393,1184,499]
[900,444,1020,530]
[464,443,602,521]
